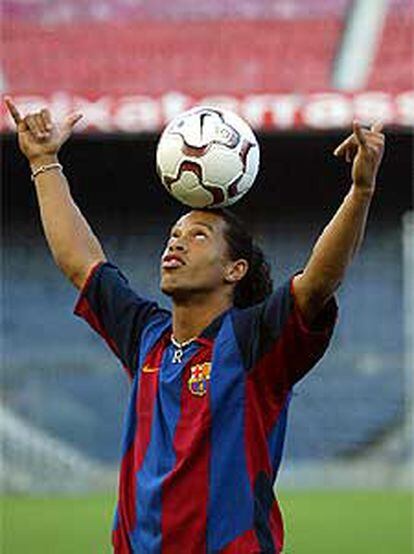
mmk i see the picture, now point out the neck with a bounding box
[172,291,232,343]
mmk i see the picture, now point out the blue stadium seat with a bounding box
[3,223,406,463]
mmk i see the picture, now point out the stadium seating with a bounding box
[2,22,342,96]
[2,0,411,471]
[3,0,351,22]
[4,0,411,133]
[2,0,349,96]
[3,223,405,465]
[368,0,413,91]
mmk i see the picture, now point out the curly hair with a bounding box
[206,208,273,308]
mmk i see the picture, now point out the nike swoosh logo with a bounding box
[142,365,159,373]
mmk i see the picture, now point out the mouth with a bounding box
[162,254,185,269]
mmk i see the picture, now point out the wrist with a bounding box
[29,154,59,172]
[350,183,375,203]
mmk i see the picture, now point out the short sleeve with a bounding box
[74,262,168,378]
[261,277,338,386]
[232,275,337,390]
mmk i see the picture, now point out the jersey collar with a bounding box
[198,307,231,344]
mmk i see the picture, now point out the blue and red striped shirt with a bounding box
[75,262,337,553]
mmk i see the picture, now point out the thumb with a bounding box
[63,113,83,132]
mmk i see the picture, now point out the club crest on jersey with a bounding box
[188,363,211,396]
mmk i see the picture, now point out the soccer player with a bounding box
[5,97,385,554]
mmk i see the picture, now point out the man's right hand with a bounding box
[5,97,82,165]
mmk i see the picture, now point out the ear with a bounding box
[224,259,249,284]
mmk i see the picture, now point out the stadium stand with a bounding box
[3,0,351,22]
[3,0,412,133]
[0,403,112,492]
[2,0,412,494]
[368,0,413,91]
[2,223,405,466]
[2,0,349,96]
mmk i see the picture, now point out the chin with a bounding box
[161,278,198,302]
[160,277,183,297]
[160,283,174,297]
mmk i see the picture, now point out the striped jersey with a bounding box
[75,262,337,553]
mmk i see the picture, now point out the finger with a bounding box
[63,112,83,132]
[68,113,83,127]
[364,129,385,140]
[353,120,367,147]
[35,113,49,136]
[334,135,357,157]
[4,96,22,126]
[25,114,44,139]
[335,143,357,163]
[40,108,53,131]
[359,131,385,149]
[367,136,385,148]
[334,137,352,156]
[371,120,384,134]
[345,144,358,163]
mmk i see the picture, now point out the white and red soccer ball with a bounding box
[156,106,260,208]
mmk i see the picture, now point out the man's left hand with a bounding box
[334,121,385,195]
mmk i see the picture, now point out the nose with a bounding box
[168,236,187,253]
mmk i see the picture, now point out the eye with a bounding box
[194,230,207,239]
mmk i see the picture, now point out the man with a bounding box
[5,97,385,553]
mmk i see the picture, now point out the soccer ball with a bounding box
[156,106,260,208]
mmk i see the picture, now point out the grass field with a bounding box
[1,490,412,553]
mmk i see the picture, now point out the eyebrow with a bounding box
[191,221,215,232]
[170,221,215,234]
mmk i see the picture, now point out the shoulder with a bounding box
[75,260,171,337]
[230,278,293,340]
[229,275,337,370]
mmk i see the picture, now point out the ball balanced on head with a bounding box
[156,106,260,208]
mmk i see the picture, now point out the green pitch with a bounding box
[1,491,412,553]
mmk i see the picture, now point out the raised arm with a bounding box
[293,121,385,323]
[5,97,106,289]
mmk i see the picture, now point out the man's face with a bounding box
[160,210,234,300]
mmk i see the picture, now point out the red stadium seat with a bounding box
[368,1,413,91]
[2,19,342,96]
